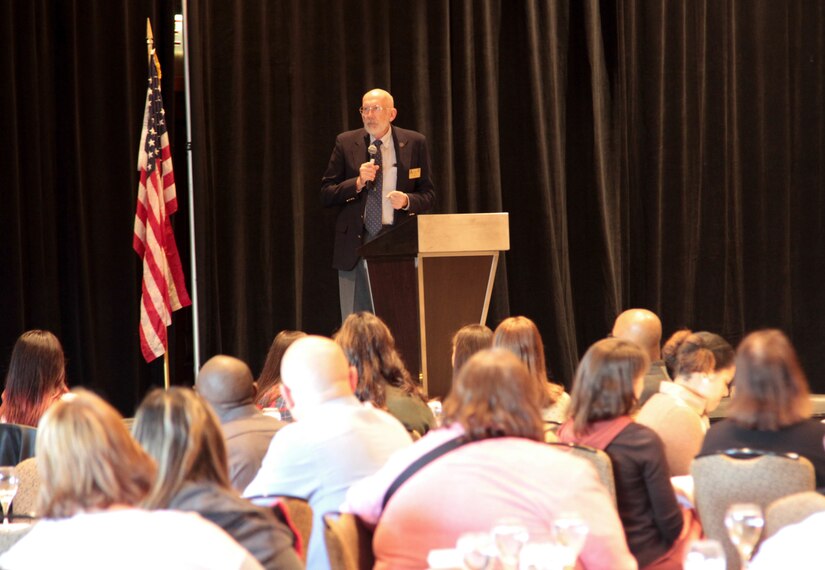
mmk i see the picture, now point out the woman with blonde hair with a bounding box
[493,316,570,424]
[0,330,68,427]
[133,387,302,570]
[0,388,263,570]
[335,312,434,435]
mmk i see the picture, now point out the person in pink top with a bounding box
[343,348,636,570]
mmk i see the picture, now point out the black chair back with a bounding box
[0,424,37,466]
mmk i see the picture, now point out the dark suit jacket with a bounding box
[320,125,435,270]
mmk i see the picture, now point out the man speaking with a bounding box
[321,88,435,321]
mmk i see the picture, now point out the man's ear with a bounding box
[348,365,359,393]
[250,380,259,400]
[389,108,398,122]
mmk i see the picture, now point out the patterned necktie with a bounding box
[365,139,383,235]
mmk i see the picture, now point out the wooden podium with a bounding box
[358,213,510,399]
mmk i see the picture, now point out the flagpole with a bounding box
[181,0,202,376]
[163,351,171,390]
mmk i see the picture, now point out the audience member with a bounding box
[0,388,263,570]
[493,316,570,424]
[699,329,825,487]
[637,331,734,476]
[750,510,825,569]
[661,328,691,378]
[0,330,68,427]
[558,338,687,569]
[196,355,285,491]
[334,312,434,435]
[244,336,411,570]
[344,348,636,570]
[256,330,307,421]
[133,387,302,570]
[611,309,670,406]
[450,324,493,374]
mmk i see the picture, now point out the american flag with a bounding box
[133,50,191,362]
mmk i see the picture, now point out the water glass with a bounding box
[684,539,726,570]
[0,467,19,526]
[552,513,589,568]
[492,519,529,570]
[519,535,565,570]
[724,503,764,568]
[456,532,495,570]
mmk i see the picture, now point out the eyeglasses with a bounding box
[359,105,386,115]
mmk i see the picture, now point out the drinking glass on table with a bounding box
[552,512,589,568]
[724,503,764,569]
[0,467,19,526]
[456,532,495,570]
[683,539,726,570]
[492,518,529,570]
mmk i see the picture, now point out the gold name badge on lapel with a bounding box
[409,168,421,179]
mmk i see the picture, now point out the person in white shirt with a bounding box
[750,510,825,570]
[244,336,411,570]
[0,388,262,570]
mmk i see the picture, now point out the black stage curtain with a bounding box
[0,0,179,415]
[4,1,825,414]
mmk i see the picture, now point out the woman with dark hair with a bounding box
[450,324,493,374]
[256,330,306,421]
[344,349,635,570]
[493,316,570,424]
[335,312,434,435]
[0,389,263,570]
[133,388,302,570]
[558,338,686,569]
[699,329,825,487]
[637,331,735,476]
[661,329,691,379]
[0,330,68,427]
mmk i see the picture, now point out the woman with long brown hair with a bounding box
[133,387,302,570]
[558,338,688,569]
[0,330,68,427]
[256,330,306,421]
[700,329,825,487]
[344,349,635,570]
[335,312,434,435]
[493,316,570,424]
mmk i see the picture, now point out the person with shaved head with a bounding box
[321,88,435,321]
[611,308,671,406]
[243,336,411,570]
[196,355,285,492]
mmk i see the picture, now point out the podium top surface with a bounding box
[358,213,510,258]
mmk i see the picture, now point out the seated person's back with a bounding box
[244,336,411,569]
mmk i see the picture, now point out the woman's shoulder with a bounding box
[169,481,252,514]
[614,422,665,449]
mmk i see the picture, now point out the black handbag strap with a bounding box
[381,436,470,510]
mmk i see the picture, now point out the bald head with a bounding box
[612,309,663,360]
[196,355,256,406]
[363,88,394,109]
[280,336,355,411]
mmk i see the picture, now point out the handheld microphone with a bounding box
[366,144,378,190]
